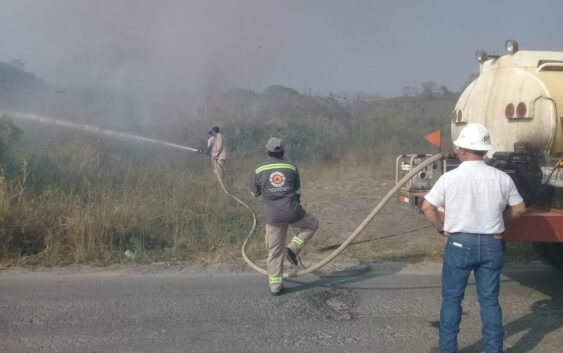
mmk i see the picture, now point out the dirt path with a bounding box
[302,173,440,264]
[294,165,537,269]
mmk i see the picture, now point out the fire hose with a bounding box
[216,153,444,278]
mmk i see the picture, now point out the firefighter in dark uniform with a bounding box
[250,137,319,295]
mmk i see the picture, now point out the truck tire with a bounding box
[533,243,563,270]
[545,243,563,270]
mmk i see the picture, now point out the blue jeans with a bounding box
[440,233,504,353]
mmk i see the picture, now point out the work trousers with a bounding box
[212,158,226,180]
[266,212,319,290]
[440,233,504,353]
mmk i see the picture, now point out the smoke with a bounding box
[0,0,292,108]
[0,0,561,111]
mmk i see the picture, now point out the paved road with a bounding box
[1,262,562,353]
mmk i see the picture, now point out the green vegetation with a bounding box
[0,64,459,265]
[212,84,456,164]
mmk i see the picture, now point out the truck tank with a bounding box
[452,45,563,157]
[397,40,563,270]
[456,41,563,269]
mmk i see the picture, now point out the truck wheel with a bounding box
[545,243,563,270]
[533,243,563,270]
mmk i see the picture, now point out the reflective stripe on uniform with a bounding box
[291,236,305,248]
[269,276,283,285]
[255,163,296,174]
[295,189,301,194]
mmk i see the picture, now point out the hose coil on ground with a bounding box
[218,154,444,278]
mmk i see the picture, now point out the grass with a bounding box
[0,133,258,265]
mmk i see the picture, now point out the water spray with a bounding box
[3,111,200,153]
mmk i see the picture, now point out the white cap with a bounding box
[454,123,494,151]
[265,137,284,152]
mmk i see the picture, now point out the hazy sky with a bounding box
[1,0,562,101]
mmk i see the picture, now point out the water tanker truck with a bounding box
[396,40,563,270]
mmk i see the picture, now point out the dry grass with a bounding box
[0,136,255,265]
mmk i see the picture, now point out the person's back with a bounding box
[251,156,304,224]
[427,160,520,234]
[212,131,227,160]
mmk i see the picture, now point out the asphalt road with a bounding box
[1,262,562,353]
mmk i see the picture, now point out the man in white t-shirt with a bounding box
[422,123,526,353]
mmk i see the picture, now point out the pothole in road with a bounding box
[307,288,359,321]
